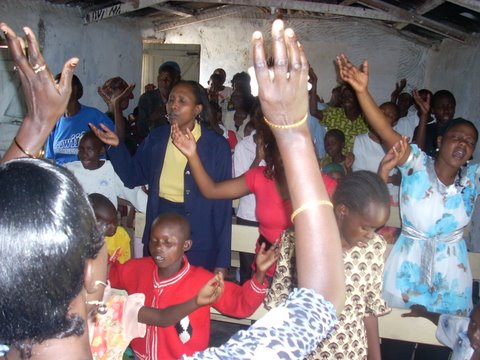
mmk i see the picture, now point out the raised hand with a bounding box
[89,122,120,147]
[252,20,309,128]
[255,241,280,274]
[171,123,197,158]
[344,152,355,171]
[412,89,430,116]
[196,273,224,306]
[0,23,78,162]
[378,136,408,181]
[336,54,369,94]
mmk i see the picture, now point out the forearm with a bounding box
[113,104,126,142]
[412,114,428,150]
[188,152,248,199]
[356,90,400,150]
[2,115,52,163]
[309,83,323,121]
[364,315,381,360]
[138,298,199,327]
[273,125,345,313]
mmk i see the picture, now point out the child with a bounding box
[266,171,391,359]
[109,213,278,360]
[401,303,480,359]
[89,193,132,264]
[321,129,353,175]
[65,131,147,212]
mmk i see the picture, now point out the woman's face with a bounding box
[438,123,477,168]
[167,83,202,130]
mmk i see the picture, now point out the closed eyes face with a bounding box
[78,137,103,170]
[337,201,389,249]
[148,220,192,278]
[166,83,202,130]
[438,124,477,167]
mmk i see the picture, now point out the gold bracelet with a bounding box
[263,113,308,129]
[13,137,44,159]
[290,199,333,222]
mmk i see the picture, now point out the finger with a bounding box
[271,19,288,79]
[57,57,79,99]
[1,24,34,78]
[361,60,369,77]
[251,30,269,94]
[24,27,47,79]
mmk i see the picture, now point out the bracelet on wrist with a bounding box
[291,199,333,222]
[263,113,308,129]
[13,137,45,159]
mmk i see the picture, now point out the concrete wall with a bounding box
[150,16,430,104]
[0,0,143,154]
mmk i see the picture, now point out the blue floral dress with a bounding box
[382,144,479,316]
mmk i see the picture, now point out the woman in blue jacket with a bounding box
[91,80,232,274]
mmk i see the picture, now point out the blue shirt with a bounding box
[45,104,114,165]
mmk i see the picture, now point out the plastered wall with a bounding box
[0,0,143,154]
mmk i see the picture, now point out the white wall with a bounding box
[0,0,143,153]
[149,16,430,105]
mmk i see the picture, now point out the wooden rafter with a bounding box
[357,0,469,42]
[153,4,249,31]
[395,0,445,30]
[84,0,169,23]
[175,0,405,22]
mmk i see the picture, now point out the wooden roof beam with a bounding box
[153,5,249,31]
[84,0,169,23]
[358,0,469,42]
[395,0,445,30]
[175,0,405,22]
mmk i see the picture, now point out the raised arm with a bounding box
[308,66,323,121]
[253,20,345,313]
[336,54,409,163]
[171,123,250,199]
[0,23,77,163]
[411,89,431,150]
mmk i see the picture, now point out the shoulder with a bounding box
[80,104,113,123]
[188,264,214,281]
[199,125,230,152]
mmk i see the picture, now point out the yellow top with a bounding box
[105,225,131,264]
[159,123,202,203]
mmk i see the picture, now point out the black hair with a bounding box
[432,90,456,108]
[0,159,103,355]
[325,129,345,144]
[88,193,116,221]
[80,130,103,148]
[231,72,251,93]
[152,213,191,241]
[440,117,478,141]
[333,171,390,213]
[418,88,433,99]
[55,73,83,100]
[173,80,212,126]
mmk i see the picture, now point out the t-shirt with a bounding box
[244,166,337,243]
[320,107,368,154]
[352,133,399,202]
[106,226,131,264]
[45,104,114,165]
[64,160,147,212]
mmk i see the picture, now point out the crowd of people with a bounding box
[0,15,479,360]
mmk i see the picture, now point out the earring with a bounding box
[86,300,108,315]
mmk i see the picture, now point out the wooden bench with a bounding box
[212,207,480,346]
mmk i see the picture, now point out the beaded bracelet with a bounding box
[290,199,333,222]
[263,113,308,129]
[13,136,44,159]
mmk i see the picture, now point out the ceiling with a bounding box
[45,0,480,46]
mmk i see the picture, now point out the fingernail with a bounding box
[71,59,79,67]
[252,31,262,40]
[23,27,29,36]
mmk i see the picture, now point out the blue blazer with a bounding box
[108,123,232,268]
